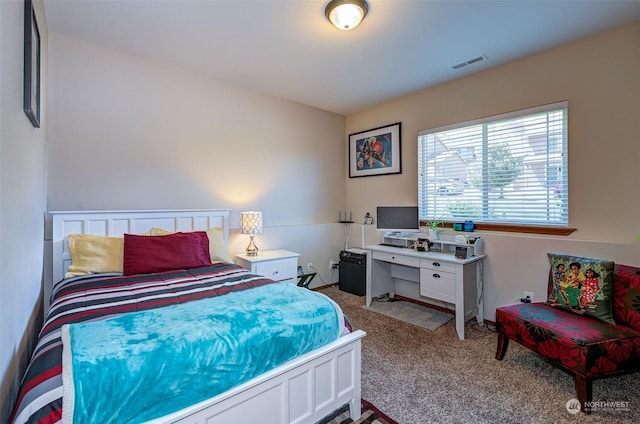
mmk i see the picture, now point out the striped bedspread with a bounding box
[9,263,346,424]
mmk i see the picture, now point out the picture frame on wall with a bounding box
[23,0,41,128]
[349,122,401,178]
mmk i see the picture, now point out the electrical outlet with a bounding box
[307,262,313,272]
[329,259,339,270]
[523,291,534,303]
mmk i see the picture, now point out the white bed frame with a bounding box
[49,209,365,424]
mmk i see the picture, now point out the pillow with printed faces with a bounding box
[546,253,615,324]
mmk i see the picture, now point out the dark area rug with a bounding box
[317,399,398,424]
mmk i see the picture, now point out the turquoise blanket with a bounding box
[61,283,342,423]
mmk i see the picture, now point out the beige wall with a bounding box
[345,22,640,320]
[46,33,347,287]
[47,33,345,225]
[0,1,48,421]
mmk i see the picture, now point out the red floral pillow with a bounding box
[612,264,640,332]
[123,231,211,275]
[546,253,615,324]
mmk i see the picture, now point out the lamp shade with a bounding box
[240,211,262,235]
[325,0,368,31]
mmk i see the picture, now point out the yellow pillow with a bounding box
[66,234,124,278]
[149,227,232,263]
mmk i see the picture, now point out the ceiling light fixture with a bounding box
[325,0,369,31]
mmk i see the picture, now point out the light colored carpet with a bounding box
[365,299,452,331]
[320,285,640,424]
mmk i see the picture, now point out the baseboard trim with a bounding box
[310,282,338,291]
[394,294,454,315]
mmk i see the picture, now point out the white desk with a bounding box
[366,244,485,340]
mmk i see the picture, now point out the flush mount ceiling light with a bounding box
[325,0,369,31]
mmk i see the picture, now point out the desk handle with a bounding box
[433,273,441,278]
[273,270,279,275]
[432,262,441,267]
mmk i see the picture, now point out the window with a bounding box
[418,101,568,228]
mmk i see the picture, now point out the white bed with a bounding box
[44,209,365,424]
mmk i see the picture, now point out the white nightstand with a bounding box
[235,249,300,284]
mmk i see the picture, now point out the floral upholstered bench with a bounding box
[495,254,640,414]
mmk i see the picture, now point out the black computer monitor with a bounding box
[376,206,419,233]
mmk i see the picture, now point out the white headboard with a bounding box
[47,209,230,312]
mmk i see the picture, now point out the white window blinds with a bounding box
[418,101,568,226]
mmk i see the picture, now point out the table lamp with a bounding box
[240,211,262,256]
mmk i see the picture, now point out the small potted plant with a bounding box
[425,218,444,239]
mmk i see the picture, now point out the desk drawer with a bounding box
[255,258,297,283]
[420,258,457,274]
[372,251,420,267]
[420,268,455,303]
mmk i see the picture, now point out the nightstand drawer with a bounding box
[236,249,300,284]
[255,257,297,283]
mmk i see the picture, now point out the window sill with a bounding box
[432,222,577,236]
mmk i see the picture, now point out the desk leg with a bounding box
[455,272,465,340]
[366,254,373,307]
[366,253,394,307]
[476,259,485,326]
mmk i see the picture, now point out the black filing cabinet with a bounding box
[338,250,366,296]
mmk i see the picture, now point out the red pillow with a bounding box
[123,231,211,275]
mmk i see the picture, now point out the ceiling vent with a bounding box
[452,54,488,70]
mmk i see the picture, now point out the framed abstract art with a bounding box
[349,122,401,178]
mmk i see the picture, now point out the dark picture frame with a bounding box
[23,0,41,128]
[349,122,401,178]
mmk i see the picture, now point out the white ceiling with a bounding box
[44,0,640,115]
